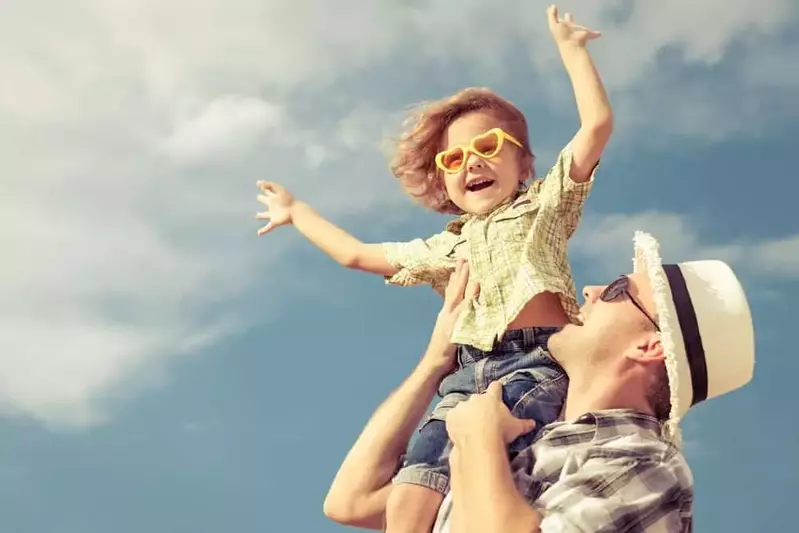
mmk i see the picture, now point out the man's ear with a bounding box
[625,333,665,365]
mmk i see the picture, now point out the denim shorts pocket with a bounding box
[428,391,469,423]
[505,371,567,427]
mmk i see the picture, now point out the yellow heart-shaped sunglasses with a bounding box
[434,127,523,174]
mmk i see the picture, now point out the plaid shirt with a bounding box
[432,409,694,533]
[383,147,593,351]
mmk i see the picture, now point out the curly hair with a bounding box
[389,87,535,215]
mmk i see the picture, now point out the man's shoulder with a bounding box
[538,410,693,481]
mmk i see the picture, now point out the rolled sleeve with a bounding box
[536,146,596,239]
[538,457,692,533]
[382,229,461,294]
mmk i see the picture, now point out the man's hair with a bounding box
[646,362,671,422]
[389,87,535,215]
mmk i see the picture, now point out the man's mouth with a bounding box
[465,179,495,192]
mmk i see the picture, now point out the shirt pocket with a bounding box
[492,197,540,242]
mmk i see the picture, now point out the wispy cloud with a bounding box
[1,0,796,428]
[571,211,799,280]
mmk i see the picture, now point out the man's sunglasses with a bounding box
[599,275,660,332]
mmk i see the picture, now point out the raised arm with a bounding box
[323,348,449,529]
[256,181,397,276]
[323,261,478,529]
[548,5,613,183]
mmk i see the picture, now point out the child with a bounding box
[256,6,611,532]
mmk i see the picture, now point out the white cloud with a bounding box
[0,0,795,428]
[571,211,799,280]
[753,235,799,278]
[161,96,283,164]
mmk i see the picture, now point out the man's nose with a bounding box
[582,285,603,303]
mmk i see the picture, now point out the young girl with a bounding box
[256,6,611,532]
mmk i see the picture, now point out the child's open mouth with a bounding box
[466,179,494,192]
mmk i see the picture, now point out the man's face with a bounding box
[548,271,660,368]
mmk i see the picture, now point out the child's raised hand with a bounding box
[547,5,601,47]
[256,181,295,235]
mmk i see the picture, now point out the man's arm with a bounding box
[446,382,541,533]
[548,6,613,183]
[323,353,449,529]
[324,261,478,529]
[450,435,542,533]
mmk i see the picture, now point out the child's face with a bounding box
[440,112,528,215]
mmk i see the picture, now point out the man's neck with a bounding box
[561,371,653,421]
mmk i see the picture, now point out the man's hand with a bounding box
[255,181,296,235]
[547,5,601,47]
[446,381,536,447]
[423,260,479,375]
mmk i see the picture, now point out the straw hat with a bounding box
[632,231,755,445]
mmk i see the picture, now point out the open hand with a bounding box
[255,181,295,235]
[547,5,601,47]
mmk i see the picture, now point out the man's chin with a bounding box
[547,324,576,363]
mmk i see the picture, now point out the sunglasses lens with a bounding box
[473,131,500,157]
[440,148,465,171]
[600,277,628,301]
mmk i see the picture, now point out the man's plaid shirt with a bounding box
[433,409,694,532]
[382,147,593,351]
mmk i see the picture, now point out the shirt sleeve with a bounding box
[538,457,693,533]
[382,228,462,295]
[532,146,596,239]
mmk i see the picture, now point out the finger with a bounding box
[454,277,480,315]
[547,5,559,26]
[443,264,461,309]
[465,277,480,301]
[257,223,274,236]
[564,12,573,24]
[257,181,279,194]
[485,380,504,399]
[255,211,270,220]
[257,194,272,206]
[515,417,537,435]
[586,30,602,40]
[445,261,469,308]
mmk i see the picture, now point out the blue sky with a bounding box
[1,0,797,531]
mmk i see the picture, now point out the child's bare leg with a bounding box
[385,483,444,533]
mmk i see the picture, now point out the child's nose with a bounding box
[466,153,485,172]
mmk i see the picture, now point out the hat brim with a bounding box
[632,231,688,446]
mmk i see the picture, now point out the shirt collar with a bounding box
[541,409,663,442]
[445,186,528,233]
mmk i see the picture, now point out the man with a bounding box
[323,231,755,532]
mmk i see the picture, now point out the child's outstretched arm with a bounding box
[256,181,397,276]
[548,5,613,183]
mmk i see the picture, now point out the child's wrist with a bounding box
[286,199,305,221]
[556,40,588,55]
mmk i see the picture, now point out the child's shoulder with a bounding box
[444,216,467,235]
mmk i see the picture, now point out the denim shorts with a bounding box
[393,327,567,494]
